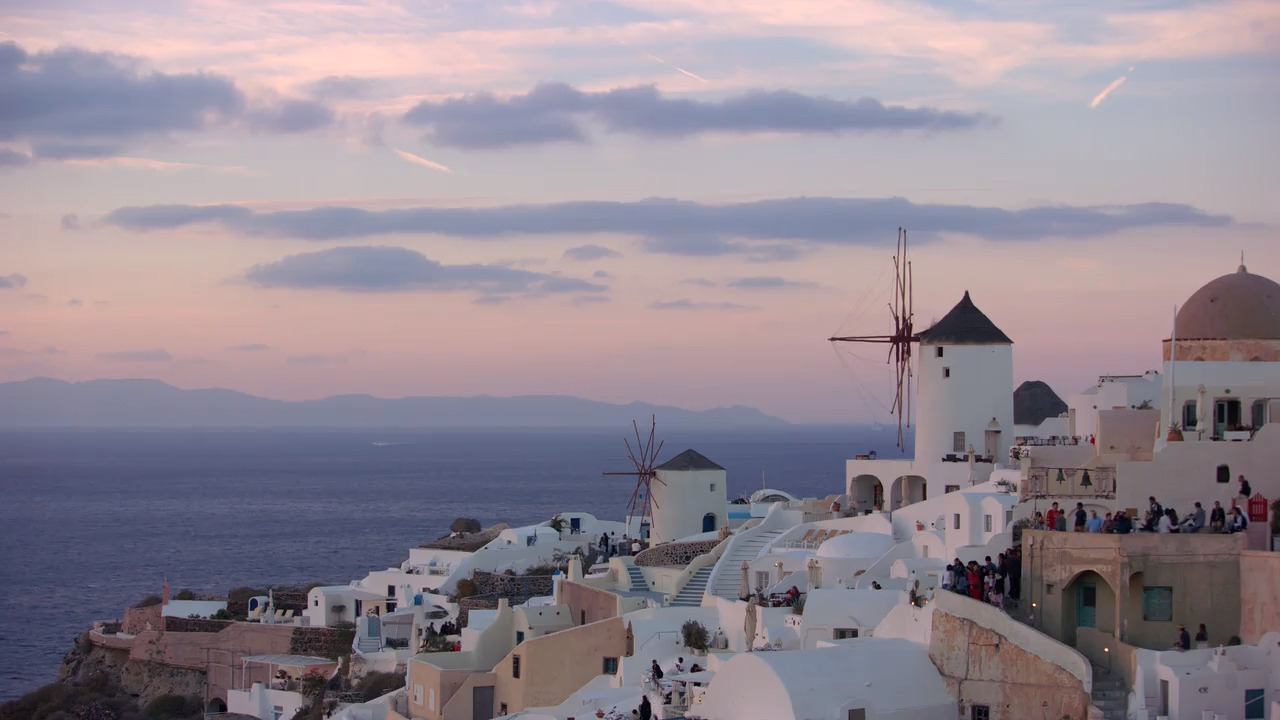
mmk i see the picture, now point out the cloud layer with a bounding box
[105,197,1234,255]
[0,41,332,153]
[97,349,173,362]
[243,246,608,296]
[0,274,28,289]
[563,244,623,261]
[402,82,994,148]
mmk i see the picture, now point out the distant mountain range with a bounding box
[0,378,790,429]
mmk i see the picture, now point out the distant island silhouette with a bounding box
[0,377,790,429]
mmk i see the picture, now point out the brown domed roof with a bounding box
[1174,264,1280,340]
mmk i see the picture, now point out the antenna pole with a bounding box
[1169,304,1177,431]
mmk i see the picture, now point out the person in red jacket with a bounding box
[1045,502,1061,531]
[966,563,981,600]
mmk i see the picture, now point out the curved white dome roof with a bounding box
[815,531,895,559]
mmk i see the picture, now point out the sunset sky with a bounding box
[1,0,1278,423]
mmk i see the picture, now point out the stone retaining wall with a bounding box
[289,626,355,660]
[122,604,163,634]
[634,539,720,567]
[472,571,555,599]
[163,616,233,633]
[457,594,501,627]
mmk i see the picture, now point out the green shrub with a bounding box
[680,620,709,651]
[173,589,196,601]
[133,595,162,609]
[455,579,477,600]
[211,609,233,621]
[354,672,404,700]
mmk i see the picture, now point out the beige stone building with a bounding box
[1020,529,1246,650]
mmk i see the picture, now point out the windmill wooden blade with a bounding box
[828,226,918,449]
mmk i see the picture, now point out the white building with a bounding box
[847,291,1015,514]
[1065,372,1162,439]
[696,639,953,720]
[1015,262,1280,523]
[649,449,727,544]
[1128,634,1280,720]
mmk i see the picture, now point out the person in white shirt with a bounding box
[1157,511,1174,533]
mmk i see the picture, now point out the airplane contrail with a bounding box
[393,148,453,174]
[1090,66,1135,109]
[640,50,709,83]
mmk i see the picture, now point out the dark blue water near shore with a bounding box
[0,426,900,700]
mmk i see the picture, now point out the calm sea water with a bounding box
[0,426,902,700]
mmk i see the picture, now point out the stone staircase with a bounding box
[355,634,382,654]
[625,564,648,591]
[669,566,714,607]
[709,529,787,598]
[1091,666,1127,720]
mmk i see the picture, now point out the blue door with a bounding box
[703,513,716,533]
[570,517,581,534]
[1077,583,1097,628]
[1245,688,1264,719]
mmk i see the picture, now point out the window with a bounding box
[970,705,990,720]
[412,684,423,706]
[1251,400,1267,429]
[500,704,508,716]
[1143,586,1173,621]
[1245,688,1265,719]
[943,367,951,379]
[580,610,586,625]
[603,657,619,674]
[936,347,944,358]
[272,705,284,720]
[387,584,395,598]
[516,631,525,644]
[945,485,960,494]
[848,710,867,720]
[756,571,769,590]
[984,514,992,532]
[834,628,859,639]
[1182,401,1197,429]
[512,655,521,678]
[953,514,961,530]
[1005,509,1014,526]
[1216,464,1230,483]
[710,483,716,492]
[428,688,436,711]
[313,598,318,607]
[953,432,966,453]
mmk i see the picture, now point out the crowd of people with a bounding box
[1031,475,1254,535]
[941,546,1021,609]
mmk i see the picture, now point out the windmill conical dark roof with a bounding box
[917,291,1012,345]
[655,449,725,472]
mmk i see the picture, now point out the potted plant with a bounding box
[915,520,925,531]
[681,619,709,655]
[1166,423,1184,442]
[791,595,806,616]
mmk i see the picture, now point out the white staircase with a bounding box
[625,564,648,591]
[708,528,786,599]
[669,566,714,607]
[355,635,381,653]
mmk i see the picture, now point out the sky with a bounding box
[1,0,1278,424]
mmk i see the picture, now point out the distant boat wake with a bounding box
[371,442,402,447]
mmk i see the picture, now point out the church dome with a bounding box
[1174,264,1280,340]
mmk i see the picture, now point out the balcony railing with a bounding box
[1023,466,1116,499]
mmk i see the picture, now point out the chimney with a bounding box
[162,577,170,606]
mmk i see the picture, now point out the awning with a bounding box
[240,654,337,667]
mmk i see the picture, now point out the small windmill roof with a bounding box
[656,449,725,472]
[917,291,1012,345]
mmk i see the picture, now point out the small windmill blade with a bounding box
[603,416,663,538]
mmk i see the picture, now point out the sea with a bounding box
[0,425,904,701]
